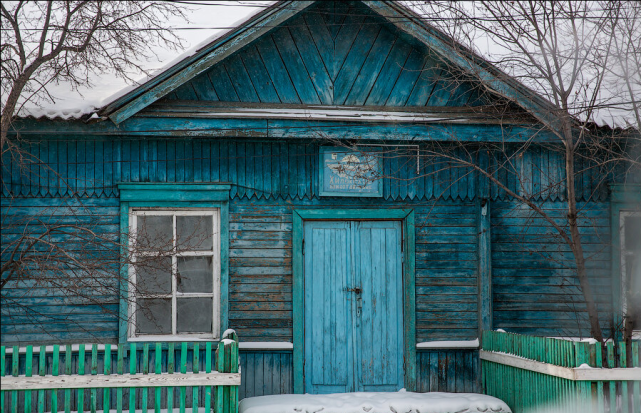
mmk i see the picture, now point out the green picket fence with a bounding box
[481,330,641,413]
[0,333,240,413]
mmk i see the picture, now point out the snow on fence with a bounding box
[481,330,641,413]
[0,332,240,413]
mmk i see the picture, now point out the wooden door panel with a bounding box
[303,220,403,393]
[355,221,404,391]
[304,221,352,393]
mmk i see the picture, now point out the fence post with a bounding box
[216,331,239,413]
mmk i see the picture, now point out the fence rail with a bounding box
[481,330,641,413]
[0,333,240,413]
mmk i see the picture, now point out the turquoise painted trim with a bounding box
[318,147,383,197]
[402,210,417,391]
[292,208,416,393]
[118,184,231,343]
[609,184,641,339]
[118,201,130,344]
[477,199,492,334]
[292,211,304,394]
[106,2,314,124]
[118,183,231,202]
[363,1,562,133]
[296,209,412,220]
[8,118,559,143]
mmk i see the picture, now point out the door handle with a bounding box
[345,287,362,294]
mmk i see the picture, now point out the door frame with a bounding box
[292,209,416,393]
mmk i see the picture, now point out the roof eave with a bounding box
[100,1,313,124]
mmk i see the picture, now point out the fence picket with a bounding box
[620,343,628,413]
[167,343,174,413]
[481,331,640,413]
[595,343,604,412]
[633,342,640,413]
[38,346,46,413]
[0,339,240,413]
[129,343,136,413]
[90,344,98,413]
[143,343,149,413]
[0,347,4,413]
[155,343,162,413]
[52,345,59,413]
[65,344,72,413]
[78,345,85,413]
[205,342,212,413]
[117,344,124,413]
[25,346,33,413]
[193,343,200,413]
[180,343,187,413]
[11,345,19,413]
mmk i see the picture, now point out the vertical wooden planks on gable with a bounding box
[303,7,334,76]
[287,17,333,104]
[190,72,219,101]
[255,36,301,104]
[226,54,260,103]
[271,28,322,105]
[207,64,240,102]
[365,40,413,106]
[345,27,397,106]
[387,49,426,106]
[333,19,381,105]
[242,46,282,104]
[331,8,366,81]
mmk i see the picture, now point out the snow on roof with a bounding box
[238,391,512,413]
[13,1,637,129]
[16,2,272,121]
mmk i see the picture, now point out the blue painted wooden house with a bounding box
[2,0,640,398]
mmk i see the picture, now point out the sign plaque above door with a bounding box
[319,147,383,197]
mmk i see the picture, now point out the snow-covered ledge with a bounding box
[239,342,293,350]
[416,339,479,349]
[480,350,641,381]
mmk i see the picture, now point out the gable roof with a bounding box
[100,0,560,130]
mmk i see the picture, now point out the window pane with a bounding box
[177,257,213,293]
[177,298,212,333]
[136,298,171,335]
[624,215,641,252]
[136,216,172,250]
[135,256,172,295]
[176,216,213,251]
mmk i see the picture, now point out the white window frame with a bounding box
[128,208,221,341]
[620,210,641,338]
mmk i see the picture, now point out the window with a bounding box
[621,211,641,335]
[129,210,221,340]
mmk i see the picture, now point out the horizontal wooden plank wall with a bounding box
[239,351,293,400]
[1,197,613,345]
[0,139,610,202]
[416,350,480,393]
[164,1,488,109]
[491,201,612,337]
[1,197,121,344]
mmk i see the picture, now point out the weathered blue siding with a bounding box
[1,139,612,202]
[165,1,488,108]
[416,350,480,393]
[1,194,613,344]
[239,351,293,399]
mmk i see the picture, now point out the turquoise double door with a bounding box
[303,220,404,393]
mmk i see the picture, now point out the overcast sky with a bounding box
[32,1,274,115]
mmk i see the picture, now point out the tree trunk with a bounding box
[562,118,604,344]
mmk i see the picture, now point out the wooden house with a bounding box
[2,0,639,398]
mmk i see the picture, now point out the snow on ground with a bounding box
[239,390,511,413]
